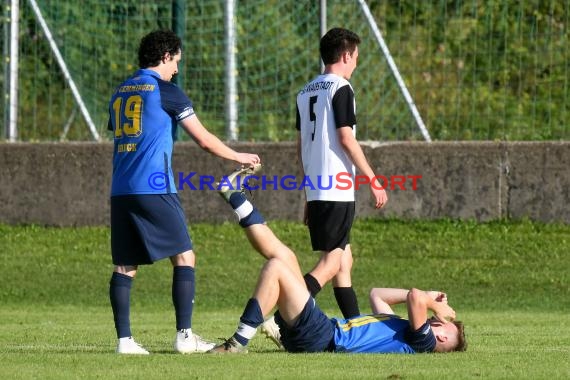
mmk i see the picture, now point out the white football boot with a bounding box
[116,337,150,355]
[174,329,215,353]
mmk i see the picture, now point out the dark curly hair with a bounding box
[138,30,182,68]
[320,27,361,65]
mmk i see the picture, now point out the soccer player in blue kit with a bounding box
[108,30,260,355]
[210,182,466,354]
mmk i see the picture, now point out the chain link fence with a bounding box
[2,0,568,141]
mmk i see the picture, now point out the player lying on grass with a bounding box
[209,167,467,354]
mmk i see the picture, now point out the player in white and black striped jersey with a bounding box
[295,27,388,319]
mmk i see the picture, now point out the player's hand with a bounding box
[370,183,388,209]
[427,291,448,304]
[432,302,456,323]
[234,153,261,167]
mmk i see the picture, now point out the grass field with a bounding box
[1,219,569,379]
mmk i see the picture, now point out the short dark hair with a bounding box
[320,27,361,65]
[138,30,182,68]
[453,321,467,352]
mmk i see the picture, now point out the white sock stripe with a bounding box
[234,201,253,220]
[236,323,258,339]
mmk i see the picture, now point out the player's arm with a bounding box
[406,288,456,330]
[295,107,305,179]
[296,132,304,178]
[180,114,260,167]
[296,131,310,225]
[369,288,410,314]
[295,106,309,225]
[332,85,387,209]
[337,127,387,209]
[371,288,449,314]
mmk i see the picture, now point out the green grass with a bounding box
[1,219,569,379]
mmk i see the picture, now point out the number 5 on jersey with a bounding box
[309,95,318,141]
[113,95,143,139]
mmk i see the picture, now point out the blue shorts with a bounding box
[110,194,192,265]
[275,297,335,353]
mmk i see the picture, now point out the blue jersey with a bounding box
[332,314,436,354]
[108,69,194,196]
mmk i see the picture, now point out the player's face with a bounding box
[345,46,359,80]
[430,320,459,353]
[164,50,182,81]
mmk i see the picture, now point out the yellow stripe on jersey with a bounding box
[337,314,403,332]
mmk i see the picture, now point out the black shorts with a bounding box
[306,200,355,251]
[110,194,192,265]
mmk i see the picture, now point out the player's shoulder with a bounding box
[298,74,335,91]
[154,77,186,98]
[322,73,351,88]
[127,70,183,97]
[113,70,157,93]
[129,69,160,84]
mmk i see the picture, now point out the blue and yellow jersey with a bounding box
[108,69,194,196]
[332,314,436,354]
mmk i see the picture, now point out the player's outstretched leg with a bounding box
[216,163,265,227]
[217,163,263,203]
[215,165,304,277]
[213,165,307,352]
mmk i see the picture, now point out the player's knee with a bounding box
[323,256,342,274]
[261,258,286,278]
[369,288,378,301]
[170,250,195,266]
[114,265,138,277]
[264,257,283,270]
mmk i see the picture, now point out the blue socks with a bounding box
[172,266,195,330]
[228,192,265,228]
[233,298,264,346]
[110,267,196,338]
[109,272,133,338]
